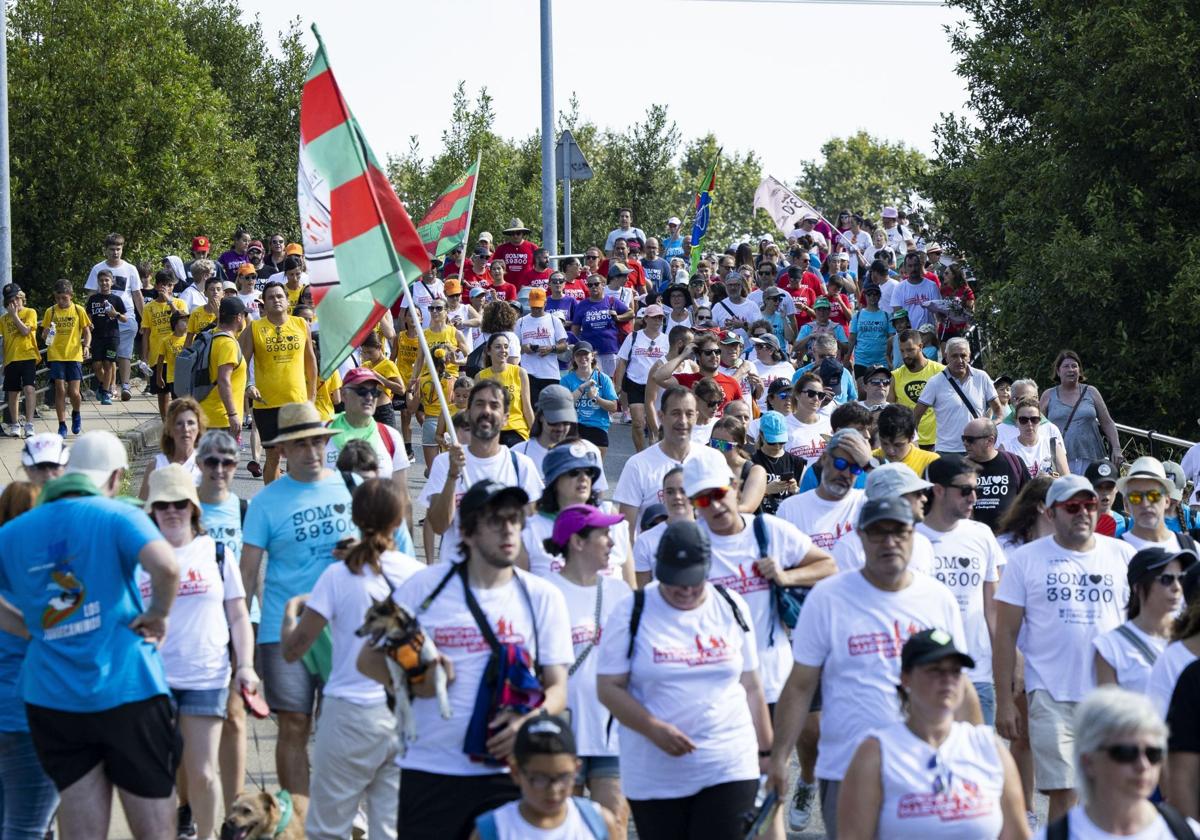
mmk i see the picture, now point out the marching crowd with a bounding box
[0,207,1198,840]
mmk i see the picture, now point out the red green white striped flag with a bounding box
[298,25,430,377]
[416,155,480,260]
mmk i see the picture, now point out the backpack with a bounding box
[753,514,809,646]
[1046,803,1195,840]
[474,797,608,839]
[174,328,242,402]
[625,583,749,658]
[464,341,488,378]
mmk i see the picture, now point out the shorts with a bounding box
[421,416,440,447]
[117,319,137,359]
[1027,689,1077,791]
[624,379,647,405]
[4,360,36,391]
[256,643,321,715]
[170,685,230,718]
[577,424,609,448]
[973,681,995,727]
[90,334,118,362]
[528,376,559,405]
[253,406,280,448]
[398,769,518,840]
[26,694,182,798]
[48,361,83,382]
[575,755,620,786]
[374,401,397,429]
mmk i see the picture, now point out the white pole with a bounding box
[0,3,12,289]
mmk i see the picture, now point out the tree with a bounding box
[797,132,930,219]
[924,0,1200,434]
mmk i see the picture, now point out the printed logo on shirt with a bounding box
[787,440,827,462]
[39,544,101,639]
[653,634,734,667]
[571,621,599,647]
[291,503,353,544]
[1043,571,1117,614]
[847,619,924,658]
[897,775,994,822]
[711,564,769,596]
[934,555,983,589]
[975,474,1010,498]
[903,380,928,403]
[808,521,854,551]
[434,618,524,654]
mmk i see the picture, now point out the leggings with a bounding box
[629,778,758,840]
[0,731,59,839]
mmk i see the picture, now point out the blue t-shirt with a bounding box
[560,370,618,431]
[0,497,167,712]
[243,474,357,644]
[850,309,893,368]
[640,257,671,292]
[662,235,685,260]
[571,299,628,355]
[795,322,848,356]
[0,625,29,731]
[201,493,261,623]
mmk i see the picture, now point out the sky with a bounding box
[243,0,973,186]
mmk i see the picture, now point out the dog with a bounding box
[356,596,451,754]
[219,790,308,840]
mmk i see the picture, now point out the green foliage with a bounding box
[924,0,1200,435]
[797,132,930,219]
[6,0,307,305]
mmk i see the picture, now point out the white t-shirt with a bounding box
[703,514,814,702]
[612,443,727,530]
[748,287,796,318]
[509,437,608,493]
[392,565,573,776]
[784,414,831,465]
[751,360,796,411]
[832,529,937,577]
[615,330,670,386]
[485,798,605,840]
[1033,805,1200,840]
[522,507,629,579]
[995,418,1063,453]
[179,283,209,313]
[917,520,1004,683]
[632,520,668,575]
[1146,640,1199,717]
[711,297,762,343]
[691,418,716,443]
[515,313,567,381]
[596,583,760,799]
[1091,622,1168,696]
[891,278,941,329]
[138,535,244,690]
[776,488,865,553]
[917,369,998,453]
[1122,531,1189,552]
[995,534,1135,702]
[1182,442,1200,505]
[305,550,425,705]
[1000,433,1061,478]
[324,420,410,478]
[418,447,544,565]
[836,229,872,275]
[399,278,445,328]
[237,291,263,321]
[792,570,966,781]
[875,721,1005,840]
[85,259,142,318]
[152,452,201,485]
[547,574,631,757]
[877,277,902,311]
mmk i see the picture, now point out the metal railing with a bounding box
[1113,424,1195,464]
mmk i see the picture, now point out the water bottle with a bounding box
[46,320,56,343]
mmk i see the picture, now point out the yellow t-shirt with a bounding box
[144,298,187,363]
[423,325,461,376]
[364,357,403,400]
[394,332,421,381]
[285,284,308,309]
[892,360,945,447]
[41,304,91,363]
[251,316,309,408]
[198,333,247,430]
[314,370,342,422]
[161,334,186,382]
[873,445,940,479]
[1,308,39,363]
[187,306,218,338]
[417,369,456,417]
[477,364,529,440]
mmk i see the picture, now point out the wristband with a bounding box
[758,750,772,758]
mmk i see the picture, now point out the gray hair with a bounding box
[196,429,238,460]
[1073,686,1168,806]
[945,337,970,357]
[190,258,215,279]
[812,334,839,352]
[1010,378,1039,400]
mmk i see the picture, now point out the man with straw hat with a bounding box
[492,218,538,291]
[239,402,355,798]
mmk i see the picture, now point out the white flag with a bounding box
[753,175,822,238]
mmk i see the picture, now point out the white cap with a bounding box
[881,206,899,219]
[758,233,774,243]
[667,216,681,227]
[682,453,735,498]
[801,211,819,222]
[21,433,69,468]
[65,431,128,487]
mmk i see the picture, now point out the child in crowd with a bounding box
[84,269,127,404]
[359,331,404,429]
[40,279,92,437]
[1,283,39,438]
[154,311,188,416]
[142,271,188,418]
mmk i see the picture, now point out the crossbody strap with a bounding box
[567,582,603,676]
[1115,624,1159,666]
[457,561,502,654]
[1059,384,1088,436]
[943,369,980,418]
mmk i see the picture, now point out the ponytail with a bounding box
[343,478,403,576]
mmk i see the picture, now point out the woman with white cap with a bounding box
[596,520,773,840]
[141,464,258,840]
[19,432,68,488]
[838,629,1028,840]
[613,304,670,452]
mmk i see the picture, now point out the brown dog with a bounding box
[219,790,308,840]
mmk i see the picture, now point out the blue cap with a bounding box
[542,440,601,488]
[759,411,789,444]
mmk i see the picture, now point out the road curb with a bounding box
[119,416,163,462]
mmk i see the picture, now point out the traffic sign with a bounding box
[555,130,593,181]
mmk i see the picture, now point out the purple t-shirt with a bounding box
[571,298,628,355]
[218,249,250,279]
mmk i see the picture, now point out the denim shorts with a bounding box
[575,755,620,786]
[170,685,230,718]
[48,361,83,382]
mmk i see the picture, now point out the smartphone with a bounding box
[242,684,271,719]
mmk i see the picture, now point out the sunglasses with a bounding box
[709,440,737,456]
[585,255,600,260]
[757,269,775,275]
[691,486,730,508]
[698,348,721,357]
[203,457,237,469]
[1153,572,1185,587]
[1055,499,1098,515]
[1017,416,1040,425]
[1101,744,1164,765]
[1125,490,1163,505]
[350,386,380,399]
[586,282,602,288]
[831,456,867,475]
[798,389,827,401]
[151,499,191,511]
[946,483,978,496]
[961,434,989,444]
[867,378,890,387]
[428,305,445,311]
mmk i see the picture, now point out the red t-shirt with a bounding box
[441,259,461,279]
[672,372,743,411]
[561,280,588,301]
[527,268,553,289]
[492,282,518,302]
[492,240,538,289]
[461,267,492,291]
[827,292,853,330]
[787,285,817,327]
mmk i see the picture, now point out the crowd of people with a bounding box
[0,207,1198,840]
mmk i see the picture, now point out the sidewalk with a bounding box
[0,385,162,484]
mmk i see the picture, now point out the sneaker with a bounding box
[71,411,82,435]
[23,423,34,439]
[243,415,253,429]
[100,391,113,406]
[137,360,153,379]
[788,780,815,832]
[176,804,197,840]
[5,423,19,438]
[120,386,131,402]
[57,422,67,437]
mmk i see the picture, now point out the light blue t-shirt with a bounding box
[0,497,167,712]
[243,473,357,644]
[201,493,261,622]
[0,624,29,731]
[560,370,618,431]
[850,309,893,368]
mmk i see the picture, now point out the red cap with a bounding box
[342,367,383,387]
[191,236,210,252]
[249,240,265,252]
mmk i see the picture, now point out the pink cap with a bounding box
[551,504,624,548]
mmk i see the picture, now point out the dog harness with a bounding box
[388,630,431,684]
[258,790,293,838]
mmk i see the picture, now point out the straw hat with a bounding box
[502,218,531,235]
[266,402,333,446]
[144,463,201,512]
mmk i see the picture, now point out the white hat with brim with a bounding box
[144,463,201,512]
[1116,456,1175,497]
[266,402,333,446]
[64,431,128,488]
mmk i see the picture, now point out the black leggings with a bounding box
[629,778,758,840]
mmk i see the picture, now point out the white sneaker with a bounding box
[788,780,815,832]
[5,423,19,438]
[22,423,34,439]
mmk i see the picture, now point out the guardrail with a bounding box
[1114,424,1195,464]
[0,336,100,426]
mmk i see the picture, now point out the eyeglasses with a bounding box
[961,434,989,444]
[867,379,890,387]
[586,282,602,288]
[705,400,723,411]
[1125,490,1164,505]
[525,771,576,790]
[862,526,913,544]
[1101,744,1164,765]
[798,389,826,401]
[1017,416,1040,425]
[428,305,445,311]
[151,500,191,511]
[1055,499,1098,515]
[350,386,380,399]
[585,255,600,261]
[698,348,721,357]
[202,457,237,469]
[691,486,730,508]
[1154,572,1185,587]
[831,456,867,475]
[709,438,735,453]
[946,483,978,497]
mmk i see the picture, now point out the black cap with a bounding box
[655,520,711,586]
[218,296,248,322]
[2,283,21,303]
[1084,459,1119,487]
[858,496,915,529]
[993,374,1014,387]
[1127,547,1197,588]
[472,246,490,258]
[767,377,793,398]
[513,713,576,761]
[926,454,976,487]
[640,503,669,532]
[861,284,882,297]
[863,364,891,380]
[572,341,594,355]
[901,628,976,671]
[817,358,844,388]
[459,479,529,518]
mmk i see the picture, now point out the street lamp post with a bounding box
[539,0,557,256]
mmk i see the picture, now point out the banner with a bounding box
[752,175,822,238]
[689,152,720,273]
[416,155,481,260]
